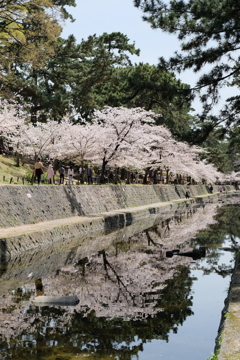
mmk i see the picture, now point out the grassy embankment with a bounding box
[0,155,33,185]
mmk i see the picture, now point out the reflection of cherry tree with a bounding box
[0,202,226,360]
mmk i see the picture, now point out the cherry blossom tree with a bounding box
[141,125,222,183]
[7,120,62,161]
[0,97,28,166]
[53,117,100,181]
[127,123,200,183]
[87,106,159,182]
[1,101,232,183]
[0,98,25,137]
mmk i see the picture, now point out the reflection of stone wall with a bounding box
[0,202,227,294]
[0,184,234,227]
[0,215,170,293]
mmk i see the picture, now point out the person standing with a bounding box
[34,158,44,185]
[47,164,54,184]
[68,165,74,184]
[86,164,93,184]
[58,165,65,184]
[79,166,84,183]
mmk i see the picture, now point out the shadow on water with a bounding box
[0,203,240,360]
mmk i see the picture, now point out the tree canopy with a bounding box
[134,0,240,133]
[4,100,226,184]
[2,0,239,173]
[0,0,76,87]
[7,32,193,141]
[92,62,194,140]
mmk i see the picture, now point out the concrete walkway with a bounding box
[0,214,101,238]
[0,199,177,239]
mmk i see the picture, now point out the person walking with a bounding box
[34,158,44,185]
[58,165,65,184]
[68,165,74,184]
[47,164,54,184]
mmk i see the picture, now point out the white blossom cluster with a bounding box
[1,100,232,182]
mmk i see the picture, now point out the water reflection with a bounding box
[166,246,206,260]
[0,203,240,360]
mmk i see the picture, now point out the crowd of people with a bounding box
[33,162,164,186]
[33,159,95,185]
[33,159,240,191]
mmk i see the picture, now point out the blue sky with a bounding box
[61,0,179,66]
[60,0,228,115]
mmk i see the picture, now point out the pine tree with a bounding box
[134,0,240,131]
[93,63,193,140]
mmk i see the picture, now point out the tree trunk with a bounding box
[15,156,20,167]
[143,168,150,184]
[166,169,169,184]
[80,159,85,184]
[114,166,119,184]
[125,171,130,184]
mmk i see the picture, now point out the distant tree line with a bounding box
[1,0,240,173]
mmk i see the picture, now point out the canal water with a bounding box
[0,202,240,360]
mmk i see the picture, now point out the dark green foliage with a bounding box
[134,0,240,132]
[92,62,194,140]
[9,33,141,121]
[0,0,76,78]
[70,32,141,120]
[9,32,194,139]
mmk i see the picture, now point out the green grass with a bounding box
[0,155,33,184]
[206,332,223,360]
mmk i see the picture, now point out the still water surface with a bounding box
[0,203,239,360]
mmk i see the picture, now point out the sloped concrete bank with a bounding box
[0,183,238,258]
[217,252,240,360]
[0,183,230,227]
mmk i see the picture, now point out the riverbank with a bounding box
[217,252,240,360]
[0,184,240,359]
[0,183,237,257]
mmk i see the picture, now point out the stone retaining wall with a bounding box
[0,184,233,227]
